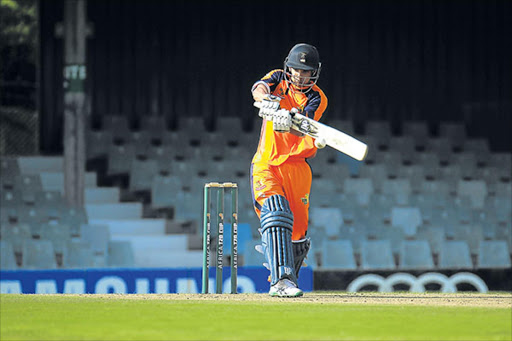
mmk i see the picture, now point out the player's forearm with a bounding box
[252,84,270,102]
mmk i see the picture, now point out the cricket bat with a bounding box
[254,102,368,161]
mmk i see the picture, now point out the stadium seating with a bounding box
[438,240,473,269]
[439,121,467,151]
[85,202,143,220]
[415,226,445,255]
[343,178,374,206]
[365,120,392,149]
[243,239,266,267]
[85,187,120,203]
[309,207,344,239]
[1,222,31,254]
[80,224,111,257]
[359,164,388,193]
[17,156,63,174]
[338,224,365,255]
[382,178,412,206]
[21,239,57,269]
[40,222,71,255]
[63,239,96,268]
[390,206,422,237]
[402,120,429,149]
[1,116,510,272]
[477,240,511,269]
[107,240,135,267]
[360,240,396,270]
[0,240,18,270]
[398,240,434,270]
[320,239,357,270]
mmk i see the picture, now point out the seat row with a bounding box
[243,238,511,271]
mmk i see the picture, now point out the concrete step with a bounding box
[41,172,97,192]
[110,234,189,251]
[85,187,120,203]
[133,250,203,268]
[18,156,63,174]
[85,202,143,220]
[89,218,166,235]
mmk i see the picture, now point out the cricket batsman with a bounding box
[251,43,328,297]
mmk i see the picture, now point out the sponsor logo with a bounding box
[254,180,266,191]
[299,52,307,63]
[301,194,309,205]
[347,272,489,293]
[299,119,311,133]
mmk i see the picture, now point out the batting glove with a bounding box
[273,109,292,133]
[259,94,281,119]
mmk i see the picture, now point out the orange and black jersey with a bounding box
[252,69,327,119]
[251,69,328,166]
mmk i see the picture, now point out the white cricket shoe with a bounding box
[269,279,303,297]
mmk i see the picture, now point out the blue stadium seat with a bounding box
[399,240,434,270]
[309,207,343,239]
[63,239,95,269]
[0,240,18,270]
[438,240,473,269]
[359,164,388,193]
[403,120,429,150]
[382,178,412,206]
[477,240,511,269]
[107,240,135,267]
[415,226,445,255]
[439,121,467,151]
[21,239,57,269]
[321,239,357,270]
[343,178,374,206]
[86,129,112,160]
[360,239,395,270]
[456,179,488,209]
[40,222,71,255]
[129,158,159,192]
[80,224,111,257]
[390,206,422,237]
[1,222,31,254]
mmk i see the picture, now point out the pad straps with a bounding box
[292,238,311,278]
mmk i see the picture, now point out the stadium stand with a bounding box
[310,207,344,239]
[1,117,510,272]
[0,240,18,270]
[63,239,97,269]
[106,240,135,267]
[243,239,266,267]
[321,239,357,270]
[391,206,422,237]
[21,239,57,269]
[438,240,473,269]
[402,120,429,150]
[477,240,511,269]
[360,239,396,270]
[398,240,435,270]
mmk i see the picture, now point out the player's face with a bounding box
[289,68,312,88]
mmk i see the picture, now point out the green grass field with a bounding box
[1,293,511,340]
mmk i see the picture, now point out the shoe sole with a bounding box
[269,291,304,298]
